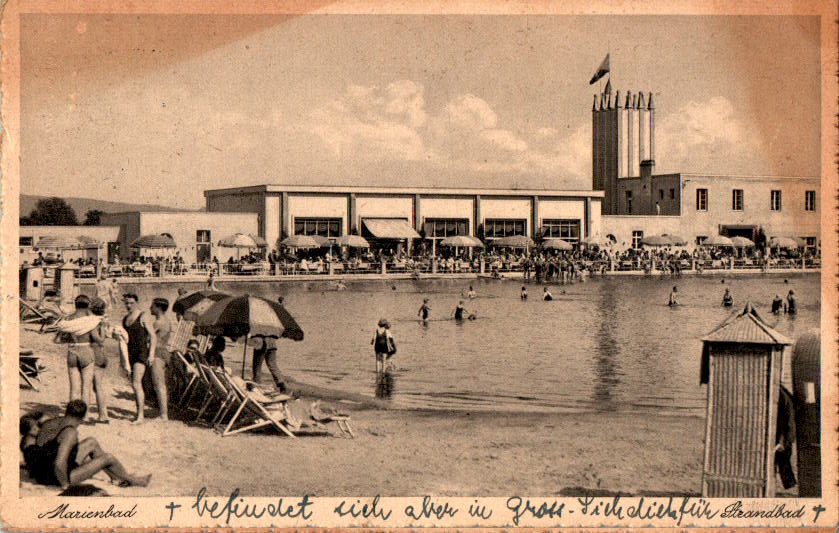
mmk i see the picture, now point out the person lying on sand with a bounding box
[20,401,151,490]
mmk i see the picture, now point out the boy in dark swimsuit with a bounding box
[417,298,430,323]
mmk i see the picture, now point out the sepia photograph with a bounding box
[2,0,836,529]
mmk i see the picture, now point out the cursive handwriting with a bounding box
[38,503,137,520]
[191,487,313,525]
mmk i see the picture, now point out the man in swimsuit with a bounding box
[543,287,553,301]
[722,288,734,307]
[24,401,150,489]
[453,301,467,322]
[149,298,172,418]
[122,293,160,424]
[772,294,784,314]
[521,286,528,300]
[668,286,679,307]
[89,298,110,423]
[786,289,797,314]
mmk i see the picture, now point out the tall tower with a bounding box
[592,88,655,214]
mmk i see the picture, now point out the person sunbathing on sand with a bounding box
[20,401,151,490]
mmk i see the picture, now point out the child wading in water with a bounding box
[372,319,397,373]
[417,298,431,324]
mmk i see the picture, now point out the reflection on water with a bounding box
[593,284,621,410]
[375,371,396,399]
[118,274,820,416]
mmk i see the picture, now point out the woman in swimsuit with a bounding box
[417,298,430,323]
[55,295,96,409]
[89,298,110,423]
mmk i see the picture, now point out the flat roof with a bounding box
[204,184,605,198]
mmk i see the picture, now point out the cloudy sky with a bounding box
[21,14,820,209]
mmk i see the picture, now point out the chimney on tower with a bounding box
[615,90,622,108]
[647,92,654,110]
[625,91,632,108]
[593,94,598,111]
[638,92,645,110]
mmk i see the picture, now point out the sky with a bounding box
[20,14,821,209]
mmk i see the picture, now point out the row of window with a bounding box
[696,189,817,212]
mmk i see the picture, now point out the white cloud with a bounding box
[308,81,590,186]
[656,96,765,173]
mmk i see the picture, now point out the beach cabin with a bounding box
[699,303,792,497]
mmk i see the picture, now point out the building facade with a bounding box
[593,86,820,249]
[100,211,259,264]
[205,185,604,252]
[19,225,121,264]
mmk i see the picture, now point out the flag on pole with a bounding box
[589,53,610,85]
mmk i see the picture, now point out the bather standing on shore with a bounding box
[418,298,430,323]
[122,294,160,424]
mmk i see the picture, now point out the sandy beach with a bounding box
[18,324,710,498]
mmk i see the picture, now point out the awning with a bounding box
[362,219,421,239]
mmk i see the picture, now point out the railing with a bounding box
[55,255,824,281]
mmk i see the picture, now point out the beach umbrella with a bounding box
[249,234,268,247]
[173,289,230,317]
[541,238,573,251]
[768,236,802,250]
[440,235,483,248]
[281,235,321,249]
[36,236,84,250]
[334,234,370,248]
[492,235,534,248]
[581,234,612,247]
[702,235,735,247]
[131,234,177,249]
[309,235,332,248]
[218,233,259,248]
[664,234,688,246]
[189,294,305,378]
[640,235,672,247]
[730,236,755,248]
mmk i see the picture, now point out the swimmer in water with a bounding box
[722,288,733,307]
[465,285,477,299]
[417,298,430,323]
[543,287,553,301]
[521,286,528,300]
[786,289,797,314]
[336,280,347,291]
[453,300,467,322]
[668,286,679,307]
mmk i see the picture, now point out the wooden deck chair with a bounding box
[19,298,62,331]
[181,352,214,418]
[311,401,355,438]
[19,350,45,391]
[202,365,239,427]
[218,372,296,438]
[166,319,195,354]
[173,351,200,408]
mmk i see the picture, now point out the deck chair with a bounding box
[166,319,196,354]
[181,352,214,418]
[218,371,296,438]
[173,351,200,408]
[19,350,45,391]
[285,399,352,438]
[196,363,237,425]
[19,298,62,331]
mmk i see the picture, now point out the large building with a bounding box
[592,87,820,249]
[205,185,604,252]
[100,211,258,264]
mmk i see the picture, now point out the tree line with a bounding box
[20,197,102,226]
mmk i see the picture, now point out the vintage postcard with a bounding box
[1,0,836,530]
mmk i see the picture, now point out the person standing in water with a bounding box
[417,298,430,323]
[722,288,734,307]
[465,285,477,299]
[371,319,396,372]
[521,286,528,300]
[772,294,784,314]
[786,289,797,314]
[668,286,679,307]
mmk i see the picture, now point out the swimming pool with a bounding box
[124,274,820,416]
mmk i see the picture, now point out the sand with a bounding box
[18,325,706,497]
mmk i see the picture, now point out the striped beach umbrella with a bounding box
[173,289,230,317]
[190,294,304,341]
[664,234,688,246]
[492,235,534,248]
[768,236,802,250]
[131,234,177,249]
[249,234,268,247]
[189,294,305,378]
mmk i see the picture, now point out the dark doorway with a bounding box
[721,225,756,240]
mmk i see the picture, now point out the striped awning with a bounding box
[362,219,421,240]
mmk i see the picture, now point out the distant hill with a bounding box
[20,195,199,218]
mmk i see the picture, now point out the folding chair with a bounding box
[19,350,45,391]
[218,372,296,438]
